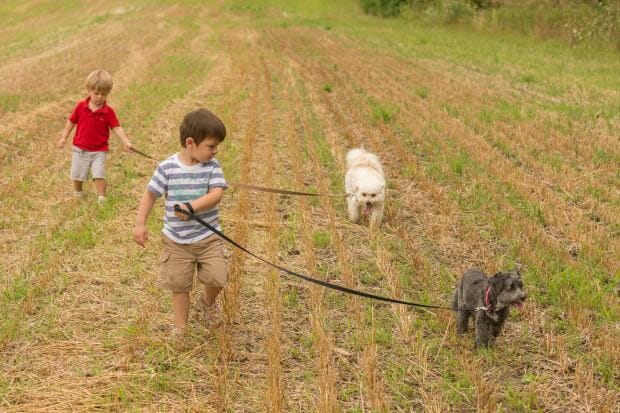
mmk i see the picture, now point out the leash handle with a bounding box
[172,204,473,312]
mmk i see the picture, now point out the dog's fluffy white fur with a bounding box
[345,147,385,228]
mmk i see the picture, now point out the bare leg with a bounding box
[172,292,190,330]
[93,178,106,197]
[203,286,222,306]
[73,180,83,192]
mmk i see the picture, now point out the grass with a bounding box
[336,14,620,121]
[2,0,618,411]
[313,229,331,248]
[369,97,397,124]
[414,85,429,99]
[283,7,617,407]
[0,94,20,113]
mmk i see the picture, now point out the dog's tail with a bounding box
[346,147,384,176]
[346,147,367,169]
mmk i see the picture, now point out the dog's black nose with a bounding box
[366,201,371,206]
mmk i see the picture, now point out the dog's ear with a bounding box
[494,272,509,285]
[489,272,504,305]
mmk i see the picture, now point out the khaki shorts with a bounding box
[158,235,228,292]
[71,146,106,181]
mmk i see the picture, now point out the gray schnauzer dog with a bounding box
[452,268,527,348]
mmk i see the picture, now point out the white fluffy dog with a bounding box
[345,147,386,228]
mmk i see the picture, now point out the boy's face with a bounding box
[88,88,109,107]
[187,137,219,163]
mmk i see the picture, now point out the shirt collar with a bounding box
[84,96,110,114]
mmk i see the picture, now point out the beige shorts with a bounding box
[70,146,106,181]
[158,235,228,292]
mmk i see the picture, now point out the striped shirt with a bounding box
[147,154,227,244]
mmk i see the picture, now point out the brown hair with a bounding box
[179,108,226,147]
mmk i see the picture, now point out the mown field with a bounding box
[1,0,618,411]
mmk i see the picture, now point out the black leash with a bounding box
[128,152,348,197]
[174,205,477,312]
[231,182,350,198]
[130,147,158,161]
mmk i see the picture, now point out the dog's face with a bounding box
[491,269,527,311]
[354,181,385,214]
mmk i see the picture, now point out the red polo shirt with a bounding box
[69,97,120,152]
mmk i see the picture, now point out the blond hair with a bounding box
[86,69,113,93]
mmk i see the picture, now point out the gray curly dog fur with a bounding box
[453,268,527,348]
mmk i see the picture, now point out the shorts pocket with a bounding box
[158,251,193,292]
[159,251,172,280]
[159,251,171,264]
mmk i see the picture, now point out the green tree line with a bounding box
[360,0,620,49]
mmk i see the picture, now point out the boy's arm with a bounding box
[175,187,224,221]
[133,190,158,247]
[112,126,132,152]
[58,120,76,148]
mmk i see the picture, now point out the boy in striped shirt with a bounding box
[133,108,228,334]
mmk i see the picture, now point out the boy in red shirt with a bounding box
[58,69,132,204]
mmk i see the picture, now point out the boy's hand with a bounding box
[133,224,148,247]
[58,137,66,148]
[174,204,191,221]
[112,127,132,152]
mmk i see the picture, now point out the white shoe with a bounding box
[74,191,83,197]
[97,196,106,205]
